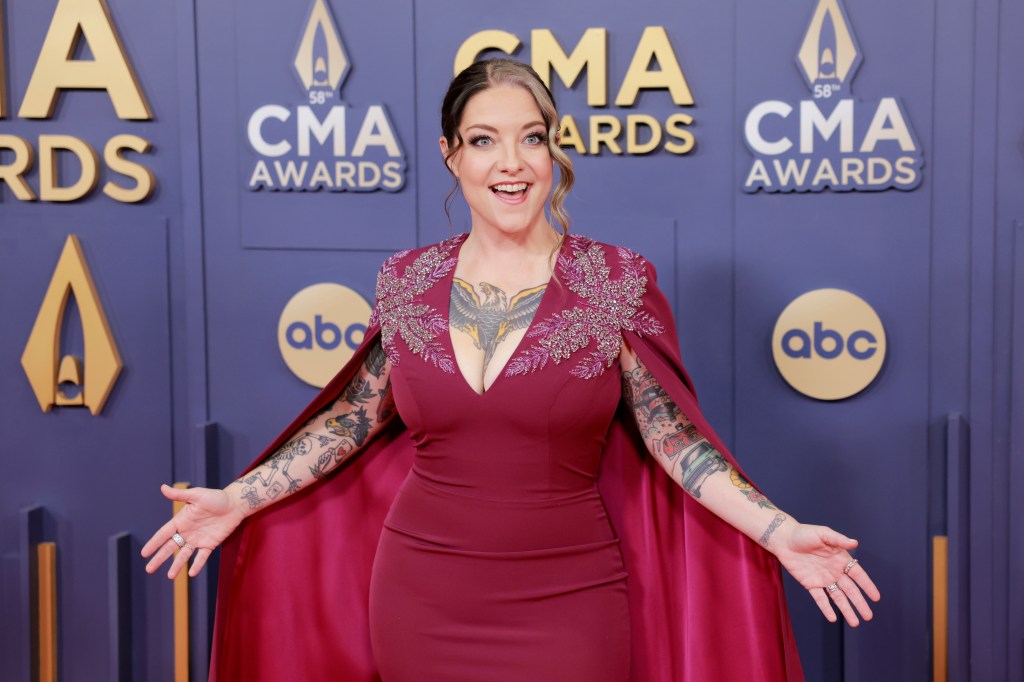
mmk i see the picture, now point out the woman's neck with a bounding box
[457,224,561,284]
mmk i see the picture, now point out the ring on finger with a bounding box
[825,582,841,594]
[844,559,858,575]
[184,542,195,553]
[171,533,186,548]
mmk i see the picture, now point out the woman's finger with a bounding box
[827,583,860,627]
[810,586,838,623]
[822,527,858,551]
[166,542,195,580]
[145,537,179,574]
[160,483,198,502]
[188,548,213,577]
[141,516,183,558]
[847,562,881,602]
[838,575,873,622]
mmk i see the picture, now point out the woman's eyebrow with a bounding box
[463,121,546,133]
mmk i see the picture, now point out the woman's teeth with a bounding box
[492,182,528,195]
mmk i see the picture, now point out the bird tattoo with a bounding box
[449,278,547,373]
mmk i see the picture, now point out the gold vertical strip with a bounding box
[933,535,948,682]
[37,542,57,682]
[173,482,191,682]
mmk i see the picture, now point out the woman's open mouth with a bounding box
[490,182,531,204]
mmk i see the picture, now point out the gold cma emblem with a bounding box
[796,0,862,92]
[293,0,349,97]
[21,235,122,415]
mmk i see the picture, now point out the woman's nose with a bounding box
[498,145,523,172]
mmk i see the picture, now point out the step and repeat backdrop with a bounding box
[2,0,1021,680]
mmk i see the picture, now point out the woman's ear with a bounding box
[439,136,458,177]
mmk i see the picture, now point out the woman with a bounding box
[143,59,879,681]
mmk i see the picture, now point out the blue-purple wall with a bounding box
[1,0,1020,680]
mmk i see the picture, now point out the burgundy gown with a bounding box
[210,234,804,682]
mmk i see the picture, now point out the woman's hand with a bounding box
[771,522,881,627]
[141,484,246,579]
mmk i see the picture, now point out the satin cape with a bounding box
[210,244,804,681]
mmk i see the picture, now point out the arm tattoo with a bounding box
[365,342,387,378]
[759,513,788,547]
[241,434,323,495]
[449,278,546,375]
[339,376,373,405]
[730,469,778,509]
[621,365,684,437]
[325,406,373,446]
[234,340,394,510]
[622,363,727,496]
[240,485,262,510]
[678,442,727,498]
[376,378,396,423]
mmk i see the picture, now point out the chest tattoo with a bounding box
[449,278,547,373]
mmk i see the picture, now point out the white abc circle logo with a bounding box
[278,283,372,388]
[772,289,886,400]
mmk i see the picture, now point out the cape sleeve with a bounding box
[209,313,412,682]
[597,258,805,682]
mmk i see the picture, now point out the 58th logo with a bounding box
[245,0,406,193]
[742,0,924,193]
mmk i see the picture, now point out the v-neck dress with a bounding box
[367,233,639,681]
[210,231,805,682]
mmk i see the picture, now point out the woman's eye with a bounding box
[524,132,546,145]
[469,136,492,147]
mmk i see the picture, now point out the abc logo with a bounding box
[772,289,886,400]
[278,283,372,387]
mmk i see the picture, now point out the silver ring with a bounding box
[171,533,186,548]
[826,582,840,594]
[183,543,195,553]
[844,559,858,575]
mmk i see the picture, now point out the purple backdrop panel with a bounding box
[734,1,935,680]
[0,216,174,682]
[997,2,1024,677]
[232,0,416,250]
[204,247,385,475]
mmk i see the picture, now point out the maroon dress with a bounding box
[370,233,633,679]
[210,234,804,682]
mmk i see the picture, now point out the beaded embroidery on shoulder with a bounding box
[505,234,665,379]
[369,233,467,374]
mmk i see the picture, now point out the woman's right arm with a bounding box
[142,340,395,579]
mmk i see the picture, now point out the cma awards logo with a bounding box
[246,0,406,192]
[772,289,886,400]
[743,0,924,193]
[278,283,371,387]
[21,236,122,415]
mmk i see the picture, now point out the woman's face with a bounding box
[441,85,554,239]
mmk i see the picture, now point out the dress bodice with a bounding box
[373,233,666,551]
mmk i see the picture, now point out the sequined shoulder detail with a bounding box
[369,233,467,373]
[505,235,665,379]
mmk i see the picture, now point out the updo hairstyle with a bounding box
[440,58,574,242]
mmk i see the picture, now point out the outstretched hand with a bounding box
[141,484,246,579]
[772,523,881,627]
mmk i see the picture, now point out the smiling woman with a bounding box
[144,58,878,682]
[439,82,561,394]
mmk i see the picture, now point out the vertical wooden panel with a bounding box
[173,482,190,682]
[933,536,948,682]
[37,542,57,682]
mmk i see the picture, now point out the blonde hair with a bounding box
[440,58,575,250]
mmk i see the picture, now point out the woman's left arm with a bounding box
[620,341,881,626]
